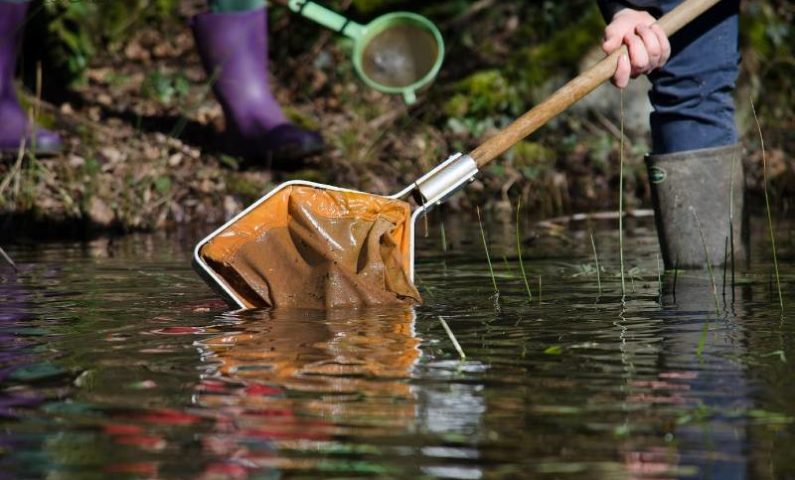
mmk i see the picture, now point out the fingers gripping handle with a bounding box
[469,0,722,169]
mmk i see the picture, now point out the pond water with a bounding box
[1,214,793,479]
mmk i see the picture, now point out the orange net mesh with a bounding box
[200,185,422,309]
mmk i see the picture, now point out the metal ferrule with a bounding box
[405,153,479,207]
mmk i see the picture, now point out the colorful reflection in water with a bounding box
[0,216,793,478]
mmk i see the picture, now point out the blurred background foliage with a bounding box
[26,0,793,129]
[11,0,793,227]
[27,0,794,115]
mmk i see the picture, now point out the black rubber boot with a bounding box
[646,143,745,269]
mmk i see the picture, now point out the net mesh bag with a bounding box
[200,185,422,309]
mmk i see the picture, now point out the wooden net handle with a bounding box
[470,0,722,168]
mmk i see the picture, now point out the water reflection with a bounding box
[0,218,791,479]
[618,273,751,479]
[0,276,44,428]
[193,307,422,475]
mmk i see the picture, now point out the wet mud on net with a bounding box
[200,186,422,309]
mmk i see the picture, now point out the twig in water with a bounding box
[439,316,466,360]
[477,207,499,297]
[516,200,533,301]
[0,246,19,273]
[751,98,784,313]
[589,229,602,295]
[618,90,627,299]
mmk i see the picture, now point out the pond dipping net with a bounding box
[199,185,422,309]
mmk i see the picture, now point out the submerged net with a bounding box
[200,185,422,309]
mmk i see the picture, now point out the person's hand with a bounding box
[602,8,671,88]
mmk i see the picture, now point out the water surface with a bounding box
[1,215,793,479]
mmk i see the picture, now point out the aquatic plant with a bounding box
[476,207,499,298]
[515,201,533,301]
[729,149,739,292]
[751,99,784,314]
[691,207,720,357]
[589,229,602,295]
[618,91,627,298]
[691,208,720,312]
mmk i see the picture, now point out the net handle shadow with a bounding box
[469,0,721,169]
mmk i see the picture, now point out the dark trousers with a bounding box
[649,0,740,154]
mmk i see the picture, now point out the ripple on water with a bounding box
[0,219,793,478]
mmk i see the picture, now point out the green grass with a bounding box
[515,201,533,301]
[751,98,784,314]
[477,206,500,297]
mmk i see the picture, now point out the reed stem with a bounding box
[440,213,448,253]
[618,90,627,298]
[751,99,784,313]
[691,206,721,358]
[691,207,721,313]
[589,229,602,295]
[477,207,500,296]
[729,149,738,294]
[656,251,662,303]
[516,201,533,301]
[722,237,728,299]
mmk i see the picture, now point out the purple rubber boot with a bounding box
[192,7,323,166]
[0,2,62,156]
